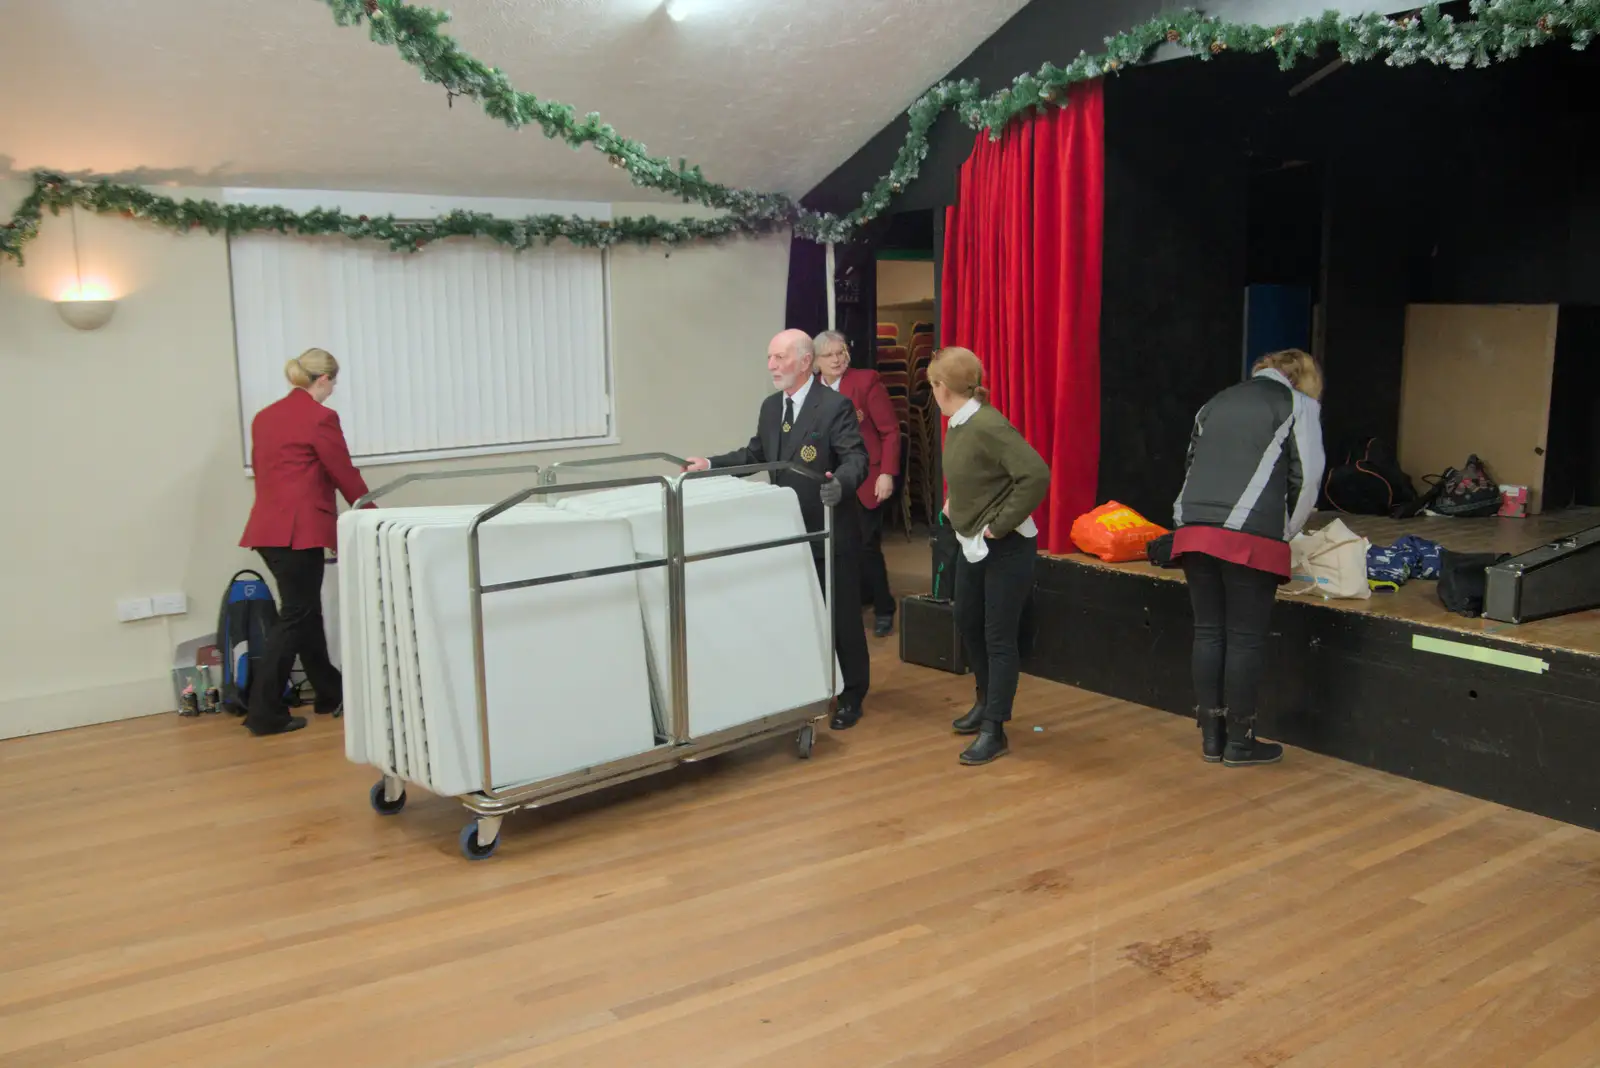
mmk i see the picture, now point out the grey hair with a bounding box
[813,330,849,357]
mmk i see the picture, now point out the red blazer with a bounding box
[240,389,372,552]
[829,368,901,511]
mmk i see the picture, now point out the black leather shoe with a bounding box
[959,725,1008,765]
[247,715,307,737]
[952,700,987,734]
[873,614,894,638]
[830,703,863,731]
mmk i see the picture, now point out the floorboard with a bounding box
[2,537,1598,1066]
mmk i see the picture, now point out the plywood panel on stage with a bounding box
[1052,507,1600,658]
[1398,303,1559,512]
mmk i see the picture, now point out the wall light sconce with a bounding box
[55,206,118,331]
[56,298,117,330]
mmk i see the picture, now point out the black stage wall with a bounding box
[811,21,1600,525]
[1023,559,1600,831]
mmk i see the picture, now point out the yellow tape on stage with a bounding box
[1412,634,1550,675]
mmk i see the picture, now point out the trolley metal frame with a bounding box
[353,453,836,859]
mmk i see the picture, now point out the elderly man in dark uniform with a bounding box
[686,328,872,730]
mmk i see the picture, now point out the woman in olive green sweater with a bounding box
[931,347,1051,765]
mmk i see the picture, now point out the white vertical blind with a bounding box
[229,235,612,466]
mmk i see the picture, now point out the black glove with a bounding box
[819,475,843,507]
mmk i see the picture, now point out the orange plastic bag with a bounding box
[1070,501,1170,563]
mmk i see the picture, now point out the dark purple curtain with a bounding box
[785,237,828,339]
[784,236,878,368]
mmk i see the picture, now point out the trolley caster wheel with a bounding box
[369,780,406,816]
[459,821,500,861]
[797,724,815,760]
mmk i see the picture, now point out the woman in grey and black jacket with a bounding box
[1170,349,1325,767]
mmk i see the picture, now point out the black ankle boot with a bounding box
[959,723,1008,765]
[1200,708,1226,763]
[1222,716,1282,767]
[952,697,987,735]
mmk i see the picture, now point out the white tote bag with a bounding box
[1286,518,1371,600]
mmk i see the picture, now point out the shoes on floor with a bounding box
[245,715,307,737]
[959,725,1008,766]
[1222,719,1282,767]
[952,699,987,735]
[1200,708,1226,763]
[830,702,863,731]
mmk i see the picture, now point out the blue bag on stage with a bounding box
[1366,535,1444,587]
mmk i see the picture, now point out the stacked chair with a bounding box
[873,320,942,534]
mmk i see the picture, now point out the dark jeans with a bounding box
[1181,553,1279,723]
[858,503,895,617]
[248,547,342,729]
[954,532,1037,724]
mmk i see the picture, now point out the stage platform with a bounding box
[1024,507,1600,830]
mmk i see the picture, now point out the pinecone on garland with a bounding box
[364,0,379,14]
[1166,29,1181,43]
[1210,40,1226,54]
[1538,15,1552,33]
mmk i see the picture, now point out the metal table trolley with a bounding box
[349,453,838,860]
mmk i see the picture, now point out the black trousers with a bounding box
[858,503,895,617]
[814,528,871,709]
[954,531,1037,724]
[248,547,342,729]
[1180,553,1279,723]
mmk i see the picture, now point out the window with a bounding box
[229,203,614,468]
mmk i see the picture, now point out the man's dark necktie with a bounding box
[781,396,795,445]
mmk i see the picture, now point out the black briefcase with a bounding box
[899,594,969,674]
[1482,524,1600,624]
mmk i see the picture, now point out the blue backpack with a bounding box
[216,570,279,714]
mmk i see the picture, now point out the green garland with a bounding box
[0,171,784,266]
[320,0,1597,244]
[3,0,1595,264]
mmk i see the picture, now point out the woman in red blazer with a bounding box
[815,331,901,637]
[238,348,371,736]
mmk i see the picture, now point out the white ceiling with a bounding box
[0,0,1033,204]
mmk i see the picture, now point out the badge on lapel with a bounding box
[800,444,818,463]
[855,407,865,422]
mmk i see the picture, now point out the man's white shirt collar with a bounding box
[783,374,815,417]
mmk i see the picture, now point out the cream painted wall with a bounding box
[0,182,787,738]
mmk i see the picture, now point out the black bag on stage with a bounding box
[1437,549,1508,617]
[1322,437,1419,517]
[1146,532,1177,568]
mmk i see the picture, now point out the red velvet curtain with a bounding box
[939,79,1104,554]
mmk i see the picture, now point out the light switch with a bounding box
[152,593,189,616]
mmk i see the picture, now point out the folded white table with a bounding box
[343,455,837,861]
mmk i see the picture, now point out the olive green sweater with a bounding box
[942,404,1051,539]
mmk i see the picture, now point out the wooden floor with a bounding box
[4,537,1600,1066]
[1064,507,1600,657]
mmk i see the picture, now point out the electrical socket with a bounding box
[152,593,189,616]
[117,597,155,622]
